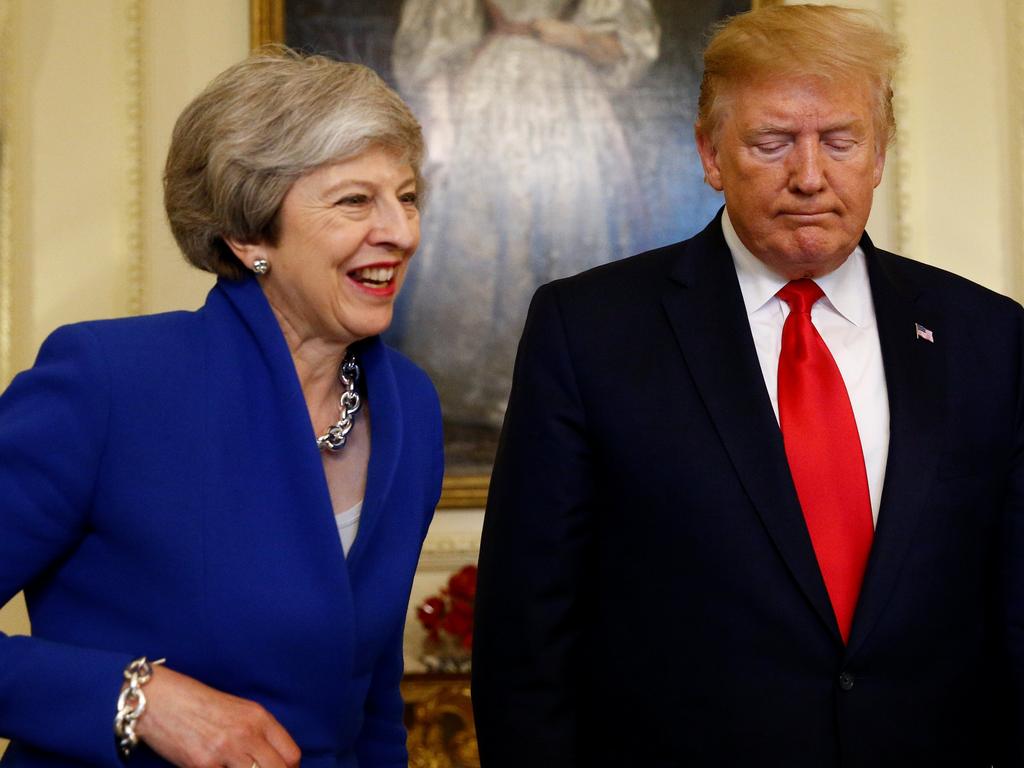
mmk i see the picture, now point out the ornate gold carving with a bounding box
[125,0,145,316]
[439,475,489,510]
[250,0,285,49]
[402,674,479,768]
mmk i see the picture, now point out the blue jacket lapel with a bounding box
[212,276,405,573]
[199,277,357,700]
[345,335,403,570]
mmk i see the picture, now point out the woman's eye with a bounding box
[400,192,419,206]
[337,194,369,206]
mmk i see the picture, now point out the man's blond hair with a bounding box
[697,5,901,146]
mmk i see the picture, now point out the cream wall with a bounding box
[898,0,1022,294]
[0,0,1020,751]
[2,0,238,382]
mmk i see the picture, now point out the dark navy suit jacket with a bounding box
[473,214,1024,767]
[0,276,443,767]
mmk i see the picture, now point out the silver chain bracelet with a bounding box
[114,656,165,759]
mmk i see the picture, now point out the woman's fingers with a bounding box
[244,707,302,768]
[132,666,301,768]
[263,719,303,768]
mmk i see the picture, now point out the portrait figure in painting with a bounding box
[389,0,659,453]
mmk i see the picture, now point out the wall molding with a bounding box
[0,0,13,386]
[1011,0,1024,301]
[889,0,911,258]
[124,0,145,315]
[418,534,481,572]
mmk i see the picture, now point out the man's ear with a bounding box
[223,237,267,272]
[694,123,724,192]
[873,143,887,188]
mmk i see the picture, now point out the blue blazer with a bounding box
[474,212,1024,766]
[0,276,444,767]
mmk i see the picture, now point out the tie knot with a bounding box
[777,279,824,314]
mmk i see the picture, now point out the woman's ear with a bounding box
[223,237,267,273]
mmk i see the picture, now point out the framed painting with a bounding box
[251,0,781,508]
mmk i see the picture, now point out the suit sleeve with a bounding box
[1002,305,1024,765]
[472,283,596,767]
[0,325,133,765]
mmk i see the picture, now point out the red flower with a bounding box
[447,565,478,601]
[417,596,446,633]
[417,565,478,660]
[441,608,473,639]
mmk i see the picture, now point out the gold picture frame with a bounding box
[249,0,780,509]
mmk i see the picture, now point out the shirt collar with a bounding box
[723,207,871,328]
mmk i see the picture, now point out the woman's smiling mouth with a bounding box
[348,263,400,295]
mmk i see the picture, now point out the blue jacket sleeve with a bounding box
[0,324,133,765]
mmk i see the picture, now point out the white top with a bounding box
[335,501,362,557]
[723,208,890,526]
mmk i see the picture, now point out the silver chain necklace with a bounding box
[316,354,362,452]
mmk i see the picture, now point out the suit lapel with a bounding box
[344,335,403,571]
[201,278,357,682]
[661,217,839,639]
[215,278,406,580]
[847,240,946,654]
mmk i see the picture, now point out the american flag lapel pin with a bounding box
[915,323,934,343]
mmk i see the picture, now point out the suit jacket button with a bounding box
[838,672,855,691]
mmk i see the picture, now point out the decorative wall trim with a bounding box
[124,0,145,316]
[418,535,482,572]
[0,0,13,386]
[1011,0,1024,301]
[889,0,911,258]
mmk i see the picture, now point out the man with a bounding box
[472,5,1024,766]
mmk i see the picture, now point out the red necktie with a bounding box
[777,279,873,644]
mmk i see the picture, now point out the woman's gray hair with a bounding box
[164,47,425,280]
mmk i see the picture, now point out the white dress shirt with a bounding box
[722,209,890,526]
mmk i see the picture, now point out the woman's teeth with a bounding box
[352,266,395,285]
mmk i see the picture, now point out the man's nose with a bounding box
[787,142,826,195]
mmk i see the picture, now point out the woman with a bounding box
[0,49,442,767]
[390,0,659,432]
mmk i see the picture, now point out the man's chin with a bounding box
[762,240,852,279]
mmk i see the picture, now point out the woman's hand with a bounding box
[532,19,625,65]
[134,666,301,768]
